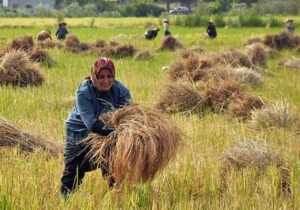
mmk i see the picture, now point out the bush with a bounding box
[214,15,226,27]
[34,4,56,17]
[98,11,121,18]
[239,15,265,27]
[173,14,209,27]
[63,2,83,17]
[251,1,298,15]
[266,16,283,28]
[225,17,241,27]
[120,3,165,17]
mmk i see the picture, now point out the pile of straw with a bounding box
[245,43,268,67]
[159,36,183,51]
[244,37,262,46]
[227,95,264,120]
[65,35,90,53]
[221,139,290,194]
[202,80,246,113]
[87,104,183,184]
[29,47,55,67]
[37,39,56,49]
[232,67,262,85]
[134,50,154,60]
[0,117,63,157]
[214,49,252,68]
[250,101,297,128]
[0,50,44,87]
[100,44,136,58]
[179,47,204,59]
[156,81,204,113]
[5,35,34,52]
[263,32,300,49]
[279,56,300,69]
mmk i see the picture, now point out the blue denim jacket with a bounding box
[64,79,131,164]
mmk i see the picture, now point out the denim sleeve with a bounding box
[76,91,97,131]
[119,89,132,106]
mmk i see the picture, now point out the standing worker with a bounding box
[60,57,132,199]
[56,22,69,40]
[206,20,217,39]
[285,18,295,34]
[163,19,171,36]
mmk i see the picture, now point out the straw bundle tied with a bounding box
[134,50,154,60]
[156,80,204,113]
[160,36,183,51]
[86,104,183,184]
[65,34,89,53]
[37,39,56,49]
[244,37,262,46]
[279,56,300,69]
[100,44,136,58]
[250,101,298,129]
[179,47,204,59]
[263,32,300,49]
[245,43,268,67]
[0,50,44,87]
[227,95,264,120]
[0,117,63,157]
[29,47,55,67]
[213,49,252,68]
[232,67,262,85]
[221,139,291,194]
[5,35,34,52]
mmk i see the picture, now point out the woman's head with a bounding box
[91,57,115,92]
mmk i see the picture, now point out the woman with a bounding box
[56,22,69,40]
[163,19,171,36]
[60,57,132,198]
[206,20,217,39]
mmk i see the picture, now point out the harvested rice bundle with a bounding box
[201,80,246,113]
[214,49,252,68]
[134,50,154,60]
[0,117,63,156]
[221,139,291,194]
[263,32,300,49]
[227,95,264,120]
[37,39,56,49]
[65,34,89,53]
[90,39,107,48]
[244,37,262,46]
[101,44,136,58]
[278,56,300,70]
[250,101,297,128]
[156,80,204,113]
[87,104,183,184]
[160,36,183,51]
[179,47,204,59]
[109,41,121,47]
[0,50,44,87]
[245,43,268,67]
[29,47,55,67]
[5,35,34,52]
[232,67,262,85]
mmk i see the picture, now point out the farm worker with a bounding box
[37,29,52,41]
[60,57,132,198]
[206,20,217,39]
[163,19,171,36]
[56,22,68,40]
[145,27,160,40]
[285,18,295,34]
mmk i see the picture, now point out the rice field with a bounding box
[0,18,299,209]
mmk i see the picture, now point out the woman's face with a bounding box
[92,69,114,92]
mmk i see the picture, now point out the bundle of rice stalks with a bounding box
[87,104,183,184]
[159,36,183,51]
[65,35,89,53]
[5,35,34,52]
[134,50,154,60]
[250,101,297,128]
[278,56,300,69]
[227,95,264,120]
[55,41,64,49]
[201,80,246,113]
[245,43,268,67]
[179,47,204,59]
[156,81,204,113]
[109,41,121,47]
[101,44,136,58]
[221,139,291,194]
[37,39,56,49]
[0,117,63,157]
[89,39,107,49]
[0,50,44,87]
[29,47,55,67]
[232,67,262,85]
[244,37,262,46]
[214,49,252,68]
[263,32,300,49]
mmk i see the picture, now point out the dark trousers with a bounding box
[60,129,113,196]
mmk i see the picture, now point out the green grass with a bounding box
[0,18,299,209]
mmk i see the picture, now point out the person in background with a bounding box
[286,19,295,34]
[145,27,160,40]
[60,57,132,199]
[206,20,217,39]
[37,29,52,42]
[163,19,171,36]
[56,22,68,40]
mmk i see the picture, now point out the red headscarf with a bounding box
[93,57,115,77]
